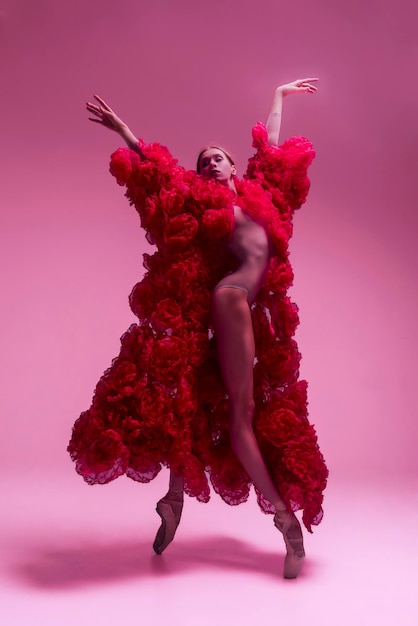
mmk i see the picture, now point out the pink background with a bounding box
[0,2,417,623]
[1,0,417,478]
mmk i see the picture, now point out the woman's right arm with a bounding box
[86,95,145,159]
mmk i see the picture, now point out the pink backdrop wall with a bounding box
[1,0,417,480]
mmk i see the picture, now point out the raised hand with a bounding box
[277,78,319,97]
[86,95,127,133]
[266,78,318,146]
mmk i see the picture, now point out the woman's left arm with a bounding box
[266,78,318,146]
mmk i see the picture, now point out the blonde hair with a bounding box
[196,145,235,174]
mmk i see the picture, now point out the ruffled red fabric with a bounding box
[246,122,315,240]
[68,123,328,532]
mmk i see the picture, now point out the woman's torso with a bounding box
[214,204,270,304]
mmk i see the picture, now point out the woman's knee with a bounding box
[230,396,255,428]
[211,287,246,318]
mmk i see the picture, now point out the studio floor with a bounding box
[1,470,417,626]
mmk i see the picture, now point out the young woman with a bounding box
[68,79,328,579]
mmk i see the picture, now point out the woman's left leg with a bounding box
[212,287,305,578]
[211,287,286,510]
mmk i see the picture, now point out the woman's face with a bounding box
[199,148,236,186]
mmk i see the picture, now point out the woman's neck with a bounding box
[227,178,237,193]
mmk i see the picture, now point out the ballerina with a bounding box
[69,78,328,579]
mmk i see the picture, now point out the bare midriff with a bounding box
[214,205,270,304]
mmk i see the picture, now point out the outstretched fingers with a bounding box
[86,104,105,125]
[93,94,113,111]
[85,95,126,133]
[86,95,113,117]
[86,95,116,127]
[296,77,319,93]
[86,102,101,116]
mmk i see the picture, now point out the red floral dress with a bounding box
[67,122,328,533]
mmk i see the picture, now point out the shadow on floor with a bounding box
[11,533,318,589]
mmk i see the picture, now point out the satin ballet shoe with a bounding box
[152,495,184,555]
[274,509,305,579]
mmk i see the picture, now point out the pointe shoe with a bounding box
[152,495,184,555]
[274,509,305,579]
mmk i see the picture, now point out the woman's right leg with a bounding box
[152,471,184,555]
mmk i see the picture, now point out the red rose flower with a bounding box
[129,275,164,320]
[182,331,210,366]
[94,359,138,404]
[257,339,300,386]
[135,381,172,428]
[269,295,300,339]
[256,407,301,446]
[164,254,209,298]
[270,380,309,420]
[159,188,185,217]
[151,298,184,332]
[150,336,185,383]
[173,376,198,421]
[251,121,269,151]
[265,258,294,294]
[68,410,101,459]
[163,213,199,248]
[183,288,211,326]
[118,324,154,375]
[83,429,129,475]
[201,209,234,240]
[109,148,140,185]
